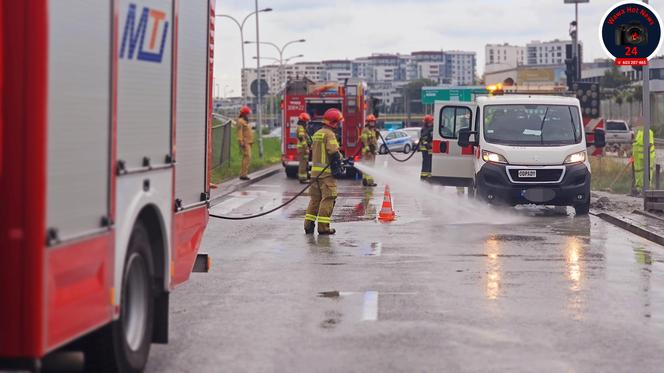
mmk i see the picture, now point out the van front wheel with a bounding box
[574,201,590,216]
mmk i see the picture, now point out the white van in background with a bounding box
[430,95,606,215]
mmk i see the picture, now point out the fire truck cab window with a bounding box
[439,106,472,139]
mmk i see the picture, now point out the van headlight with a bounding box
[564,151,586,164]
[482,150,508,164]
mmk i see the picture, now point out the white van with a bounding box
[430,95,605,215]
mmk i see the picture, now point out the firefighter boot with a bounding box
[304,219,315,235]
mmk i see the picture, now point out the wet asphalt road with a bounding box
[146,158,664,373]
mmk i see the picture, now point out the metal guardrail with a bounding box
[655,138,664,147]
[211,119,232,168]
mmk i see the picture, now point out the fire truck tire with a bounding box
[84,222,155,373]
[285,166,298,179]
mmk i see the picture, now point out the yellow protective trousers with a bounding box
[304,176,337,233]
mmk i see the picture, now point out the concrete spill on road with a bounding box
[354,162,527,225]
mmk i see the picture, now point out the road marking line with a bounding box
[210,194,260,215]
[362,291,378,321]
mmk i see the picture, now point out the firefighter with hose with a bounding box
[297,112,312,183]
[360,115,378,187]
[237,106,254,181]
[304,108,345,235]
[633,125,656,191]
[420,114,434,179]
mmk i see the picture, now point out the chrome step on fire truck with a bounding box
[1,1,214,371]
[430,94,606,215]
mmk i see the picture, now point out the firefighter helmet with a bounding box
[323,108,344,128]
[298,112,311,122]
[239,106,252,116]
[423,114,433,124]
[367,114,377,123]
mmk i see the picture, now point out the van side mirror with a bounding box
[593,129,606,148]
[458,128,477,148]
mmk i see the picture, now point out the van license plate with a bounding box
[518,170,537,178]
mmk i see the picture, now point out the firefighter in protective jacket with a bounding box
[237,106,254,180]
[297,112,312,183]
[420,115,434,179]
[361,115,378,187]
[304,108,344,235]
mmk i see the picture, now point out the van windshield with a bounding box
[483,104,582,146]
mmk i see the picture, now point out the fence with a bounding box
[600,93,664,136]
[211,118,232,169]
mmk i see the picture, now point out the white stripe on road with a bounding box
[362,291,378,321]
[209,191,266,215]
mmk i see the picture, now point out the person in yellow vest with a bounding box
[633,125,656,190]
[304,108,344,235]
[236,106,254,180]
[296,112,312,183]
[360,115,378,187]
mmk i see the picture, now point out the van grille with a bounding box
[507,168,564,183]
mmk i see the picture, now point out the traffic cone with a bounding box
[378,185,396,222]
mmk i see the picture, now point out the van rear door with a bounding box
[431,101,477,187]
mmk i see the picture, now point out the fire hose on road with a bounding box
[208,132,424,220]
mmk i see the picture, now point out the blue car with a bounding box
[378,130,416,154]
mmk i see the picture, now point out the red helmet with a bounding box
[423,115,434,124]
[239,106,252,116]
[298,112,311,122]
[366,114,377,123]
[323,108,344,128]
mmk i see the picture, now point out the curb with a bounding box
[210,164,282,205]
[593,211,664,246]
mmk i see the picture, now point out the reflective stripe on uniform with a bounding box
[305,214,317,222]
[317,216,332,224]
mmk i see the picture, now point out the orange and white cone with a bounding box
[378,185,396,222]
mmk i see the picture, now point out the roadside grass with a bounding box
[590,156,633,194]
[210,125,281,183]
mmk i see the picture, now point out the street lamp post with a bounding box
[642,0,651,195]
[245,39,306,90]
[245,39,306,135]
[564,0,589,79]
[216,7,272,104]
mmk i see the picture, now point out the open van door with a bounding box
[430,101,477,187]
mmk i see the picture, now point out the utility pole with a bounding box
[254,0,264,157]
[643,0,651,193]
[564,0,589,78]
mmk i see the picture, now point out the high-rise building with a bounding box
[485,43,526,73]
[526,39,581,66]
[322,60,353,82]
[444,51,476,86]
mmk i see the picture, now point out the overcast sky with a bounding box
[212,0,653,95]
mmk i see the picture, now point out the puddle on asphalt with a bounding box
[489,234,546,242]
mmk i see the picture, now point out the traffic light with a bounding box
[573,82,600,119]
[565,57,578,90]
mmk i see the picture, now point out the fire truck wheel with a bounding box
[84,222,155,373]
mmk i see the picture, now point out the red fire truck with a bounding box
[281,79,367,178]
[1,1,213,371]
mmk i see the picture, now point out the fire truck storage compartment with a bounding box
[47,1,111,242]
[175,0,209,207]
[117,0,172,172]
[305,100,342,119]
